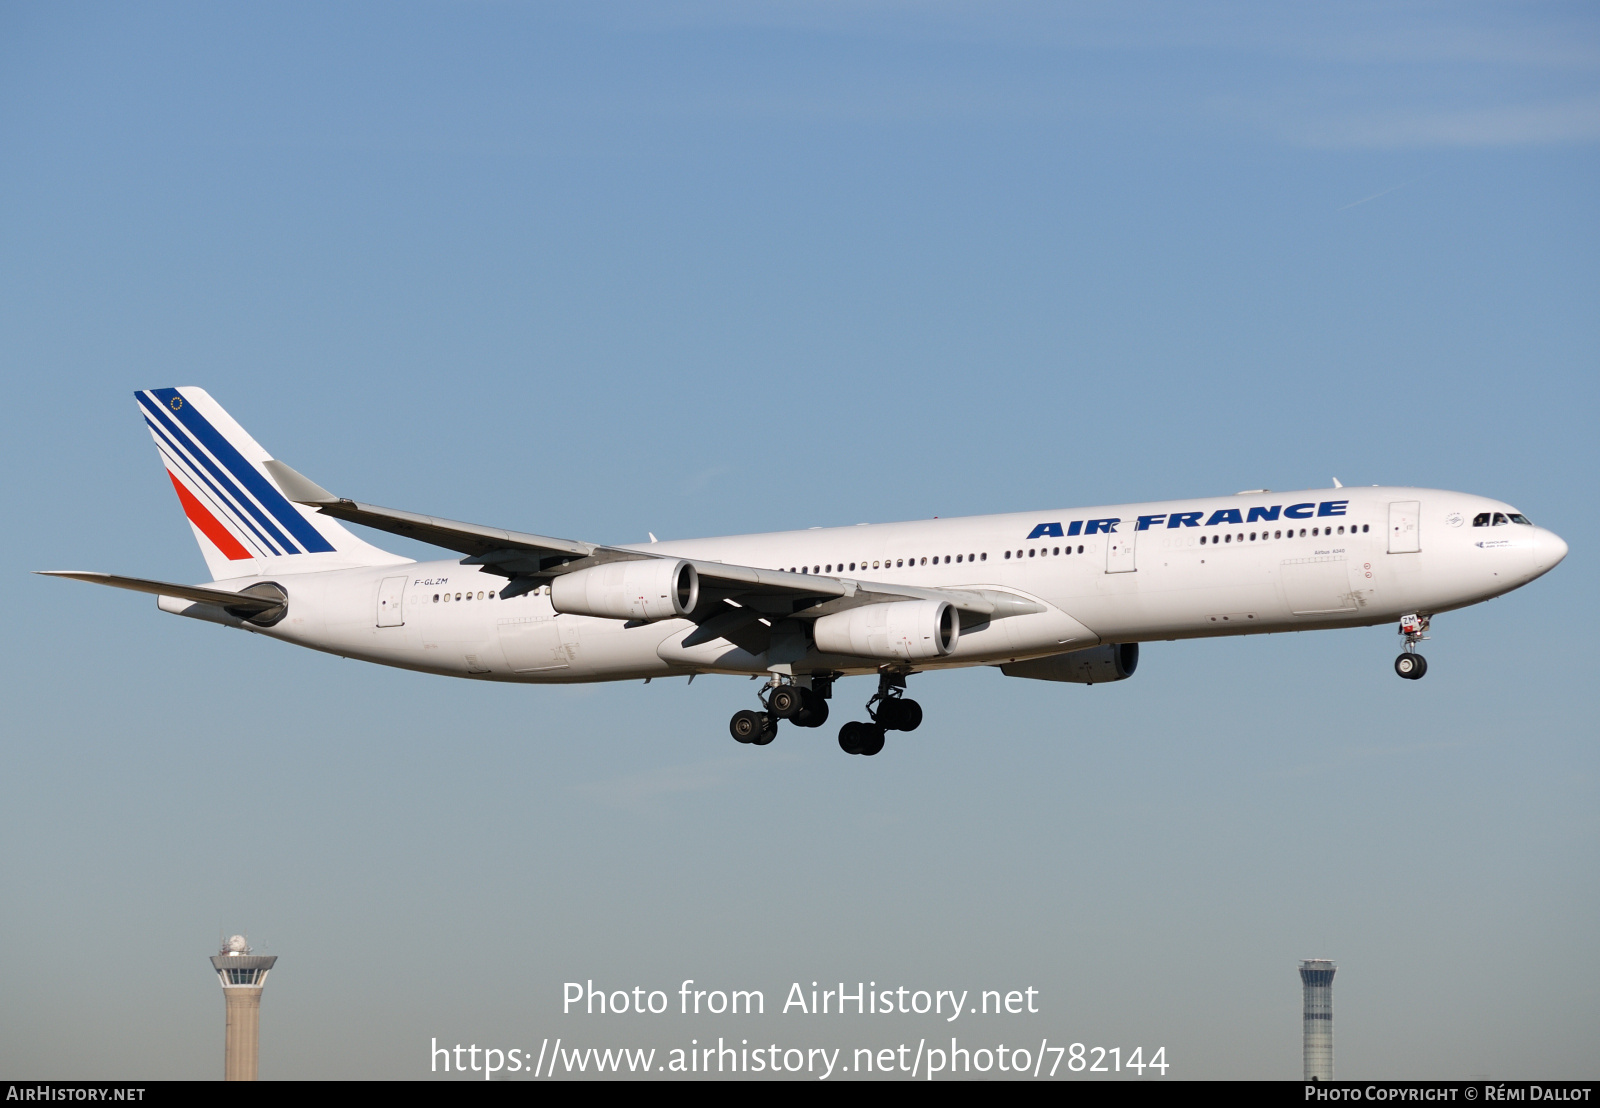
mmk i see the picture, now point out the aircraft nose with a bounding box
[1538,528,1569,570]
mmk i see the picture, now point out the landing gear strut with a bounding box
[1394,613,1430,680]
[838,671,923,756]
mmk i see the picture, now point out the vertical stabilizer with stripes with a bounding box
[138,387,409,580]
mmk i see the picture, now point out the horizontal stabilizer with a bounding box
[35,571,285,613]
[261,459,337,505]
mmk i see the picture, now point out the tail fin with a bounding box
[137,387,409,580]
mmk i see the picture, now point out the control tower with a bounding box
[210,935,277,1081]
[1298,959,1336,1080]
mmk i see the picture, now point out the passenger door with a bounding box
[1105,529,1136,573]
[376,576,407,627]
[1388,501,1421,554]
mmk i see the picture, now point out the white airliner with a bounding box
[43,388,1568,756]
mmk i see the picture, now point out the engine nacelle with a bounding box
[812,600,960,661]
[1000,643,1138,684]
[550,559,699,622]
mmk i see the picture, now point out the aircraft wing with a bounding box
[263,459,1041,621]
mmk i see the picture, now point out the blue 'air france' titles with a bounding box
[1025,500,1349,539]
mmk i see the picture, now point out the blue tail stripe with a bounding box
[150,389,337,555]
[144,416,285,556]
[141,389,332,553]
[137,393,300,554]
[139,398,292,555]
[155,392,337,557]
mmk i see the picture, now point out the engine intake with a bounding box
[551,559,698,622]
[1000,643,1138,684]
[812,600,960,661]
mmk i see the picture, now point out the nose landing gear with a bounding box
[1394,613,1430,680]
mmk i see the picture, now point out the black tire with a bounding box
[769,686,805,719]
[730,709,764,743]
[859,725,886,756]
[795,697,830,729]
[1395,653,1424,680]
[838,721,866,755]
[878,697,922,731]
[1411,654,1428,679]
[752,713,778,745]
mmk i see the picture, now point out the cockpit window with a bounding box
[1492,513,1509,525]
[1472,513,1491,527]
[1508,513,1531,525]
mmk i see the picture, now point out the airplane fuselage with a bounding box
[172,486,1563,684]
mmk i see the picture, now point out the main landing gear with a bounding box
[1394,613,1430,680]
[838,672,922,757]
[729,678,831,746]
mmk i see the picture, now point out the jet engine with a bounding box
[999,643,1138,684]
[551,559,699,622]
[812,600,960,661]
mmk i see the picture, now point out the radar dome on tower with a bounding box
[226,935,249,954]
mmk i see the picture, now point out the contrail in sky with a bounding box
[1336,179,1417,211]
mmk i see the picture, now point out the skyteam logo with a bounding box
[1027,501,1349,538]
[137,388,335,560]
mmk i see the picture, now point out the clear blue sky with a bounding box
[2,2,1595,1079]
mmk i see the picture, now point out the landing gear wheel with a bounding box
[769,686,806,719]
[838,722,885,756]
[886,698,922,731]
[795,696,829,729]
[1394,653,1428,680]
[752,713,778,745]
[730,709,766,743]
[858,725,885,756]
[838,721,867,755]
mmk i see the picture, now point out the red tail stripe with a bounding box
[167,470,253,561]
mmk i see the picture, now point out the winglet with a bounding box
[263,459,338,505]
